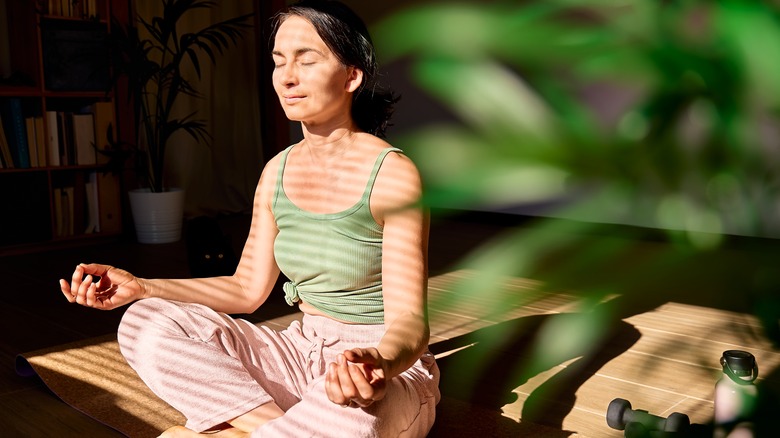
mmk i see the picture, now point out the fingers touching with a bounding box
[325,352,386,408]
[59,263,109,309]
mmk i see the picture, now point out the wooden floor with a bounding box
[1,212,779,437]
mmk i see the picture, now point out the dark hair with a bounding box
[270,0,399,137]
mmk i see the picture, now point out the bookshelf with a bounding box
[0,0,126,253]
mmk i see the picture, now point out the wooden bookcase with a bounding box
[0,0,128,254]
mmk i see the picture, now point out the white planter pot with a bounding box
[128,188,185,244]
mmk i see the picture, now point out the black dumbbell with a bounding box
[624,421,680,438]
[606,398,690,433]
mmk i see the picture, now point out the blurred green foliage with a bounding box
[376,0,780,243]
[373,0,780,421]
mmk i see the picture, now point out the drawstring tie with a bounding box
[305,334,338,380]
[283,281,300,306]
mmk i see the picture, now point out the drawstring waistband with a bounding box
[287,314,385,380]
[305,334,338,380]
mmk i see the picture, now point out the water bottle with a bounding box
[714,350,758,438]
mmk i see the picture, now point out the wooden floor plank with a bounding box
[0,387,124,437]
[428,270,582,322]
[427,272,779,437]
[428,309,496,340]
[626,303,772,346]
[595,350,718,400]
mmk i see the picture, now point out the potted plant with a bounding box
[106,0,253,243]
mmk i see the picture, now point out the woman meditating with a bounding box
[59,1,440,436]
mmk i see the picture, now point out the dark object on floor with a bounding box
[186,216,238,278]
[607,398,690,433]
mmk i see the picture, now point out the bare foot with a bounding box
[158,425,249,438]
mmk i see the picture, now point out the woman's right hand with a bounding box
[60,263,144,310]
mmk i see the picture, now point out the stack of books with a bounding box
[0,98,113,169]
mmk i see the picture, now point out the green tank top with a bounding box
[272,145,402,324]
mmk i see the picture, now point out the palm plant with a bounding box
[108,0,253,192]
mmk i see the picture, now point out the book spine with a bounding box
[0,115,14,169]
[45,111,60,166]
[34,117,46,167]
[63,112,75,166]
[73,112,96,165]
[1,99,30,168]
[25,117,38,167]
[92,101,115,165]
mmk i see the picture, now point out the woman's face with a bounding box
[272,16,362,129]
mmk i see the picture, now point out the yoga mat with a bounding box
[16,334,183,438]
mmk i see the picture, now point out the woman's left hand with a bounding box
[326,348,387,408]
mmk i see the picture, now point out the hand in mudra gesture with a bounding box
[326,348,388,408]
[60,263,142,310]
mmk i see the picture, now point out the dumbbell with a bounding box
[606,398,690,433]
[624,421,679,438]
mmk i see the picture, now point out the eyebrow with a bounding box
[271,47,325,58]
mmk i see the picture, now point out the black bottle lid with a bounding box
[721,350,758,383]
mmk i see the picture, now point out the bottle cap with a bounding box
[721,350,758,383]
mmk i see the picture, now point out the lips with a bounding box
[283,94,305,104]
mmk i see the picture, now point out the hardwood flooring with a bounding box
[1,212,778,437]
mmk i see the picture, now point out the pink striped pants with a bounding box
[117,298,440,437]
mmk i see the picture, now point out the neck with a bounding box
[301,121,359,159]
[302,129,357,166]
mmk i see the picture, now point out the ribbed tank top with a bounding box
[272,145,402,324]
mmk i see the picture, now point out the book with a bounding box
[56,111,74,165]
[45,111,60,166]
[72,0,84,19]
[34,117,46,167]
[65,112,75,165]
[84,171,100,233]
[47,1,59,16]
[87,0,98,19]
[0,98,30,168]
[0,115,14,169]
[91,101,114,164]
[72,112,96,165]
[25,117,39,167]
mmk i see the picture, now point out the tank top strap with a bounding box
[273,145,295,209]
[361,147,403,202]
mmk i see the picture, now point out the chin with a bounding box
[281,111,302,122]
[280,106,307,121]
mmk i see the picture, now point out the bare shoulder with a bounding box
[370,139,423,215]
[255,147,291,205]
[361,134,420,179]
[383,147,419,175]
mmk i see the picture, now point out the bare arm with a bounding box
[326,150,430,407]
[61,156,283,314]
[139,162,281,313]
[373,152,430,379]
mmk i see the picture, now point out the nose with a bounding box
[276,63,298,87]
